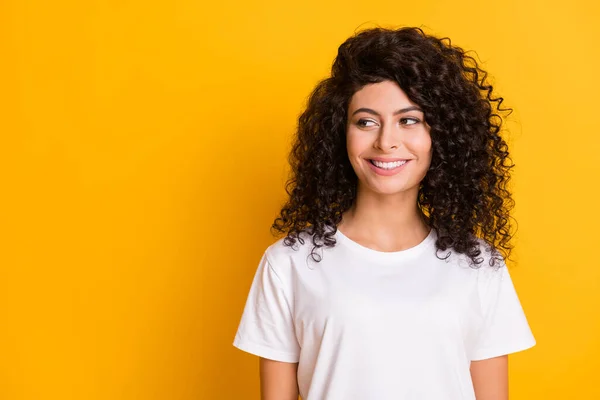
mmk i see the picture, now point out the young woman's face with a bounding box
[346,80,432,197]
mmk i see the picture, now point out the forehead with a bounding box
[349,81,418,111]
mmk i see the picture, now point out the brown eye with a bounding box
[357,119,377,127]
[400,117,420,126]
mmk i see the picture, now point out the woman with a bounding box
[233,26,536,400]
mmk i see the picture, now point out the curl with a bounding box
[272,27,516,268]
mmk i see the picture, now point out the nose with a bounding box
[374,121,399,150]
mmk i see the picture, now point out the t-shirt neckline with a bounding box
[334,226,437,264]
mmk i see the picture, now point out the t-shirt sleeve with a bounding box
[233,251,300,363]
[471,262,536,361]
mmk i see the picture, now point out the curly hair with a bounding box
[271,26,516,268]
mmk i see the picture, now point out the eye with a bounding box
[400,117,420,126]
[356,118,378,128]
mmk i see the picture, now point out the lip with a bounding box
[367,159,411,176]
[369,157,412,162]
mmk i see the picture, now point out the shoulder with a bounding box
[449,237,512,302]
[442,234,503,266]
[437,235,506,284]
[264,230,322,272]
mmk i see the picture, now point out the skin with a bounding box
[471,356,509,400]
[260,80,508,399]
[259,358,299,400]
[339,80,433,252]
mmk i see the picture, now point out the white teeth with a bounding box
[372,160,407,169]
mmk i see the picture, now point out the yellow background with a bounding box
[1,0,598,399]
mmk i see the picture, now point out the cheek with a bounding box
[406,131,432,155]
[345,131,371,175]
[417,134,433,171]
[346,130,369,158]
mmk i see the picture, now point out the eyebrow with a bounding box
[351,106,423,117]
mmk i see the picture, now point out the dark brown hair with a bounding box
[272,26,515,268]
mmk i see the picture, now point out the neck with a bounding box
[338,185,430,252]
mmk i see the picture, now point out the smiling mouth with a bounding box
[369,159,409,170]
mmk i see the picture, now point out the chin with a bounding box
[366,183,419,196]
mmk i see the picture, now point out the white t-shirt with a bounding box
[233,227,536,400]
